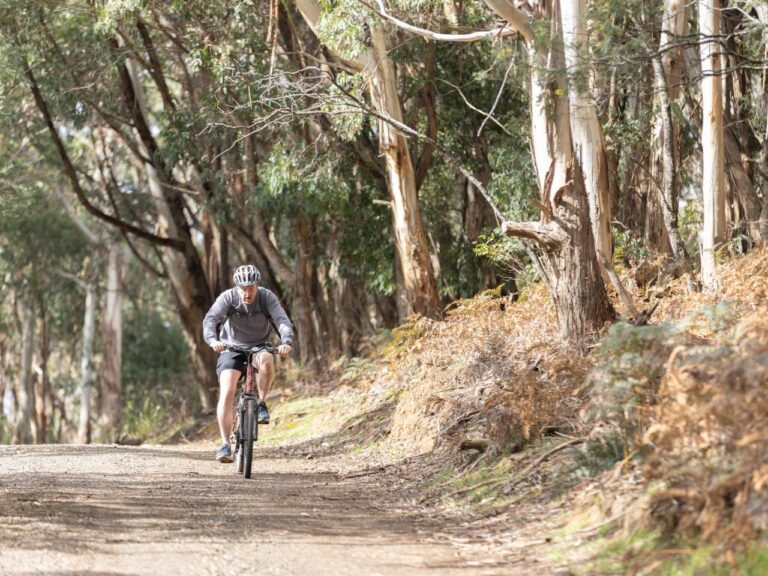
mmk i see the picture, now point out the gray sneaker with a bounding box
[215,443,233,463]
[258,402,270,425]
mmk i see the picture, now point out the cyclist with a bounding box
[203,264,294,463]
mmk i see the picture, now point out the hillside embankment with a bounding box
[248,248,768,574]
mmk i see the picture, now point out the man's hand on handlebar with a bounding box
[210,340,226,353]
[278,344,293,358]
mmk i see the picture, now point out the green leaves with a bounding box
[256,142,351,216]
[316,0,370,61]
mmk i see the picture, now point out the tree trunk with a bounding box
[34,299,50,444]
[464,139,498,289]
[560,0,637,316]
[652,54,686,261]
[294,0,440,319]
[242,132,294,289]
[699,0,726,291]
[14,295,36,444]
[202,210,229,298]
[560,0,613,264]
[499,3,615,339]
[648,0,689,258]
[368,27,441,320]
[724,127,766,246]
[100,243,125,439]
[293,218,319,364]
[123,57,217,410]
[78,284,97,444]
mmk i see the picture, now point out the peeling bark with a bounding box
[364,28,441,319]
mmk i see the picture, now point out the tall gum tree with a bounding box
[115,53,218,410]
[649,0,689,261]
[295,0,441,320]
[699,0,726,291]
[9,9,220,410]
[371,0,615,338]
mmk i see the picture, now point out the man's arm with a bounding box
[264,290,294,348]
[202,291,233,348]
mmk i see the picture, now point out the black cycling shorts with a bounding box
[216,351,248,377]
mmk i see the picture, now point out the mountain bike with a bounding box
[226,344,277,479]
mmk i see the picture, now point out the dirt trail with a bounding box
[0,443,529,576]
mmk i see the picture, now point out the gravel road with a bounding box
[0,443,517,576]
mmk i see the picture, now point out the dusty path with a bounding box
[0,443,520,576]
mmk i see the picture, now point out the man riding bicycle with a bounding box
[203,264,294,462]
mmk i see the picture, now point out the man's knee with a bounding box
[218,370,240,401]
[256,352,275,373]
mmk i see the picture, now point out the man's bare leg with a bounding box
[255,352,275,404]
[217,369,241,445]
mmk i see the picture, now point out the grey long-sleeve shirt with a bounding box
[202,287,293,348]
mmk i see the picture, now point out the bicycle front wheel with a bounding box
[243,398,255,479]
[235,403,245,474]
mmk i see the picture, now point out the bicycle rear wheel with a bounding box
[243,398,255,479]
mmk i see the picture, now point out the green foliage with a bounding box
[384,316,427,357]
[339,357,376,384]
[473,230,538,287]
[614,226,650,267]
[586,302,740,466]
[604,104,654,190]
[256,143,350,217]
[678,201,703,260]
[586,320,687,456]
[122,393,171,440]
[122,305,194,418]
[569,435,627,479]
[94,0,145,35]
[316,0,369,61]
[0,185,89,286]
[323,73,367,141]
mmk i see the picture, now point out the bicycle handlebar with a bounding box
[225,343,279,356]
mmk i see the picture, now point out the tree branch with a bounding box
[501,220,567,250]
[363,0,517,42]
[414,45,438,192]
[329,74,508,225]
[21,58,184,250]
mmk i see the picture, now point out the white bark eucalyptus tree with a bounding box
[699,0,726,291]
[650,0,689,262]
[14,295,36,444]
[369,0,618,339]
[296,0,441,320]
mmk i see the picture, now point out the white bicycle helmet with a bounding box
[233,264,261,287]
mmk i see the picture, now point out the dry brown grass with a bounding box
[383,285,592,457]
[652,247,768,323]
[604,248,768,555]
[642,312,768,549]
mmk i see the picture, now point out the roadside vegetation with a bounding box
[245,248,768,574]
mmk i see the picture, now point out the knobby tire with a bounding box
[243,399,255,479]
[235,403,245,473]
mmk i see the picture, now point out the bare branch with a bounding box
[21,57,184,250]
[362,0,516,42]
[501,220,567,250]
[477,55,516,137]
